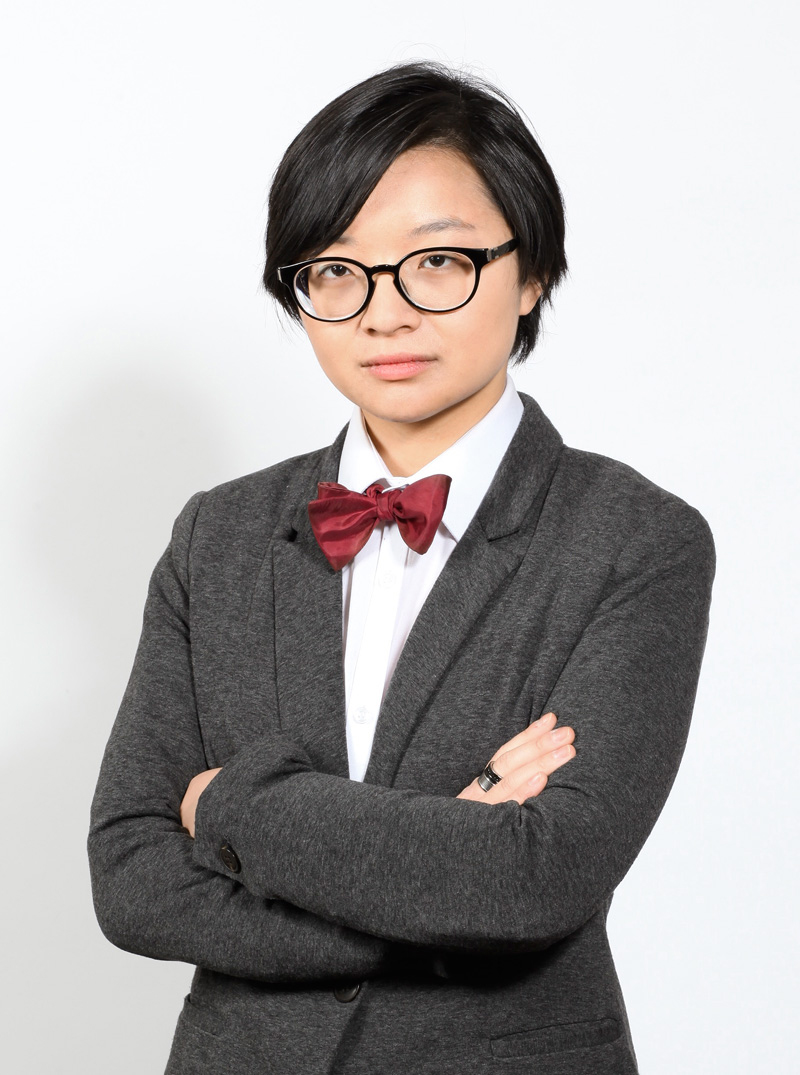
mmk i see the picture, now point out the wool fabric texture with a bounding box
[88,393,715,1075]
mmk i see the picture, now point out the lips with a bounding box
[362,353,435,367]
[362,354,437,381]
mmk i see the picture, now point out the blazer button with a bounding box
[333,983,361,1003]
[219,844,241,873]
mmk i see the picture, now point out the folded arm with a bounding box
[87,493,393,983]
[191,500,716,952]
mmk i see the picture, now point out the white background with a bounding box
[1,2,797,1072]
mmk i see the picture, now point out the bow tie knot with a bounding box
[372,484,402,523]
[308,474,452,571]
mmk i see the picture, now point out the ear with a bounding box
[518,278,543,317]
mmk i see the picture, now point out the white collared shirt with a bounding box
[337,375,524,781]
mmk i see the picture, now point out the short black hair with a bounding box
[263,62,567,364]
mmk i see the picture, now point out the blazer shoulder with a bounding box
[202,444,330,518]
[555,444,715,559]
[166,443,335,570]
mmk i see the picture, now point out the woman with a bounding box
[88,62,715,1074]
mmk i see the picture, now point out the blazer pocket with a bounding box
[490,1015,621,1059]
[164,995,251,1075]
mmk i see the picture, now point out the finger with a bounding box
[525,743,576,779]
[489,713,558,760]
[478,743,576,805]
[511,741,576,788]
[477,766,548,805]
[463,717,572,805]
[491,723,575,774]
[522,770,548,800]
[514,744,576,800]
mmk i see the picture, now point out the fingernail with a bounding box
[552,745,574,761]
[528,772,546,789]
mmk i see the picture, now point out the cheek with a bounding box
[302,323,346,375]
[456,290,521,362]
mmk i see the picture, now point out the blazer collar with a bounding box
[289,390,562,539]
[476,392,564,540]
[335,375,525,542]
[269,392,564,783]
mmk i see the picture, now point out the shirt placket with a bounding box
[345,519,408,782]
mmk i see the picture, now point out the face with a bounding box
[298,146,541,444]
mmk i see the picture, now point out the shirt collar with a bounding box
[336,375,524,541]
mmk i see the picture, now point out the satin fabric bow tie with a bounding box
[308,474,452,571]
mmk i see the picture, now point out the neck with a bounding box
[362,378,507,477]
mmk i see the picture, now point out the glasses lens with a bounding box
[398,250,476,311]
[294,261,368,321]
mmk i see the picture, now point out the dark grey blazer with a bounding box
[88,393,715,1075]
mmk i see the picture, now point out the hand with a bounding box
[180,768,222,837]
[456,713,575,805]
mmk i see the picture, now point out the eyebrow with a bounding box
[334,217,477,246]
[409,217,477,238]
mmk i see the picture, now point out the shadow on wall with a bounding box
[3,354,233,1072]
[9,344,237,768]
[26,363,231,603]
[9,349,240,763]
[19,356,235,706]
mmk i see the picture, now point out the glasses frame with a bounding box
[277,237,519,322]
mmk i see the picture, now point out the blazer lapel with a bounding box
[266,428,352,777]
[362,394,564,788]
[246,393,563,786]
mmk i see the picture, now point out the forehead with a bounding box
[335,146,504,248]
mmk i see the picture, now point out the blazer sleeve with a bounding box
[191,497,716,952]
[87,492,394,983]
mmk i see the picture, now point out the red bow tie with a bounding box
[308,474,452,571]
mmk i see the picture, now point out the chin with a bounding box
[351,384,441,421]
[367,406,438,426]
[373,398,470,428]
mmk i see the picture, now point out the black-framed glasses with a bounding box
[277,237,519,322]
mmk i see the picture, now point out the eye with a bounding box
[315,262,353,279]
[420,253,453,269]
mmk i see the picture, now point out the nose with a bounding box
[359,270,420,334]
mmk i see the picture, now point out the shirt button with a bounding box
[333,983,361,1003]
[380,570,395,588]
[353,705,371,724]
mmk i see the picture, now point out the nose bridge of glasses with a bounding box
[364,262,414,306]
[367,263,401,280]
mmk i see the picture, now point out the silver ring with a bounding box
[477,760,502,792]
